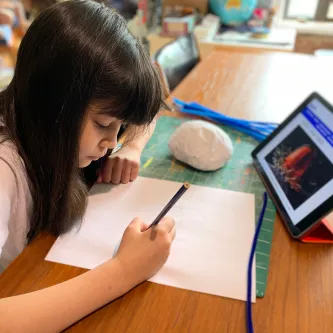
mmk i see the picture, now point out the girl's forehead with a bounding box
[88,103,110,115]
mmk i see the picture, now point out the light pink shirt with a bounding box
[0,139,32,270]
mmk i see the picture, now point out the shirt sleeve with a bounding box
[0,158,16,259]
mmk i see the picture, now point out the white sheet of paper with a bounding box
[46,177,256,302]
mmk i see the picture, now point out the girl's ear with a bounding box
[152,61,172,111]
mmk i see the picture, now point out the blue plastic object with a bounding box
[247,192,268,333]
[173,98,279,141]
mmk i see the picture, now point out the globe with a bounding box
[209,0,257,26]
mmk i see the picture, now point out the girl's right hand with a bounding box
[114,217,176,288]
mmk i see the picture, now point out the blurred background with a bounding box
[0,0,332,91]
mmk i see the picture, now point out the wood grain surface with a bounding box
[1,51,333,333]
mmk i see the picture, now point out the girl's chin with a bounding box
[79,158,93,168]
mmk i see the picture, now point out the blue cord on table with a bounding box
[173,99,279,141]
[247,192,268,333]
[178,107,267,141]
[175,99,278,128]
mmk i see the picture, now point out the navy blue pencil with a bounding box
[147,182,190,229]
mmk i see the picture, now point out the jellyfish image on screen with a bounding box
[271,144,315,192]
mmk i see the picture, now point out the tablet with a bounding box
[252,92,333,238]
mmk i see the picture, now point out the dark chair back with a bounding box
[153,33,200,91]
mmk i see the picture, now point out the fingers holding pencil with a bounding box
[116,216,176,285]
[152,217,176,242]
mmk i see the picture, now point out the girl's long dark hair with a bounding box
[0,0,166,242]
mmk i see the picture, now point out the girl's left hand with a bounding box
[98,146,141,184]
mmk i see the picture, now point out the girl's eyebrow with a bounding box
[93,113,116,121]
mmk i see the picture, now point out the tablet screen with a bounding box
[256,98,333,226]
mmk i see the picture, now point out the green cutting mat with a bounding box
[139,116,276,297]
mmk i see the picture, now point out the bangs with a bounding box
[94,57,169,126]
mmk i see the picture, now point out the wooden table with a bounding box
[1,51,333,333]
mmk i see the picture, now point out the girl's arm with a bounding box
[0,259,129,333]
[0,217,176,333]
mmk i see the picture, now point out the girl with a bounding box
[0,1,176,332]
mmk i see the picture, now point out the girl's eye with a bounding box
[95,121,109,129]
